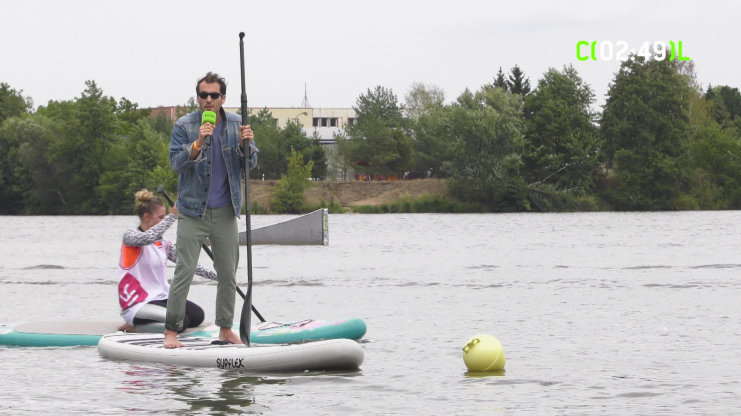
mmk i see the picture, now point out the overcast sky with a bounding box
[2,0,739,112]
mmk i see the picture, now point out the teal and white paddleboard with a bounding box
[98,332,364,371]
[216,318,366,344]
[0,318,366,347]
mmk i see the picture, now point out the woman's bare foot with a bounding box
[219,328,244,345]
[117,323,136,332]
[163,329,183,348]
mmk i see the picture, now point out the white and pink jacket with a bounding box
[118,214,215,324]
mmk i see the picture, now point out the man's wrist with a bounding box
[188,141,200,159]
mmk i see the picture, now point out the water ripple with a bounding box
[466,265,500,270]
[395,281,441,287]
[622,265,674,270]
[22,264,65,270]
[643,283,700,289]
[256,279,324,287]
[689,264,741,269]
[613,391,665,398]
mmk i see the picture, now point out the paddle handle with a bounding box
[238,31,254,347]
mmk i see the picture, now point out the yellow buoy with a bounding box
[462,334,506,372]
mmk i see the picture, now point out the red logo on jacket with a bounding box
[118,272,148,310]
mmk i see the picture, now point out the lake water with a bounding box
[1,212,740,415]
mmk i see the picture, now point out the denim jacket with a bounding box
[169,109,258,219]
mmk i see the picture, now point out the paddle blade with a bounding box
[238,286,252,346]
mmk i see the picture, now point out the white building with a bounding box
[150,105,358,179]
[223,107,356,145]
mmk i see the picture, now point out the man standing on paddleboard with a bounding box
[165,72,257,348]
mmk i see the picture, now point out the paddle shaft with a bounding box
[238,31,254,347]
[156,187,265,323]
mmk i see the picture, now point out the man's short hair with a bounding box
[196,72,227,95]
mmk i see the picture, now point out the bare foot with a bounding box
[117,323,136,332]
[163,329,183,348]
[219,328,244,345]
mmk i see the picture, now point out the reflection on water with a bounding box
[174,374,263,414]
[113,362,366,414]
[117,365,277,414]
[463,369,506,378]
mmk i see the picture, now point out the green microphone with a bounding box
[201,110,216,126]
[201,110,216,149]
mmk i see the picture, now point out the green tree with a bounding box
[705,85,741,133]
[343,86,413,178]
[31,81,137,213]
[686,121,741,208]
[507,65,531,96]
[150,111,174,137]
[31,100,80,211]
[249,108,326,180]
[0,80,207,214]
[404,82,445,120]
[330,130,354,180]
[271,148,314,213]
[446,86,528,210]
[116,97,150,134]
[680,86,741,209]
[0,84,35,212]
[176,97,198,118]
[305,132,328,179]
[600,56,691,210]
[250,108,281,179]
[0,86,26,211]
[523,65,600,191]
[0,83,32,124]
[60,81,118,213]
[1,115,67,213]
[405,82,449,177]
[98,119,174,213]
[492,67,508,91]
[280,120,327,179]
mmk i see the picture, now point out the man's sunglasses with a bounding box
[198,91,222,99]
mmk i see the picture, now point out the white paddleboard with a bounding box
[97,333,364,372]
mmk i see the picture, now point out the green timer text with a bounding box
[576,41,690,62]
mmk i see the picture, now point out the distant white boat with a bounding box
[243,208,328,246]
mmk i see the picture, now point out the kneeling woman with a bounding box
[118,189,213,333]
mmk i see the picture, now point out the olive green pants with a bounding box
[166,206,239,331]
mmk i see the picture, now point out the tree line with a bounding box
[338,60,741,211]
[0,81,326,214]
[1,56,740,214]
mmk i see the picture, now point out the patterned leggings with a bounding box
[134,299,205,333]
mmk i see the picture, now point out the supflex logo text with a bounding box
[216,357,245,369]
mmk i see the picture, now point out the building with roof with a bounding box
[150,106,356,145]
